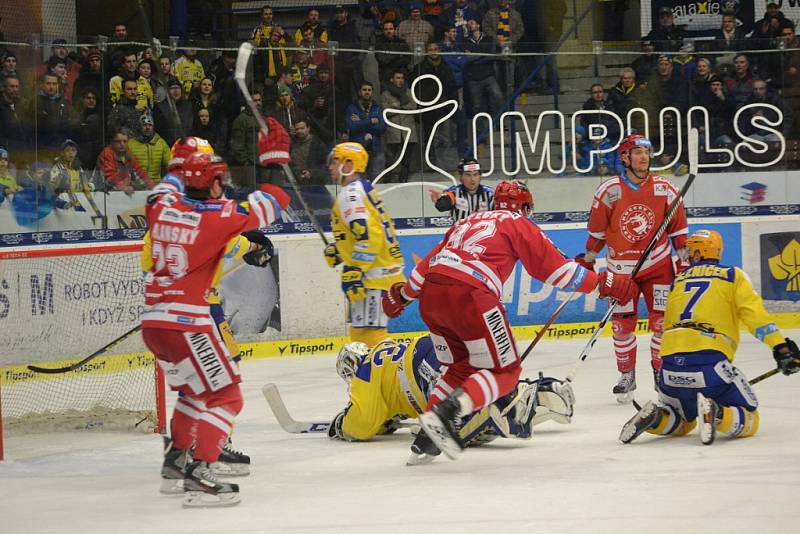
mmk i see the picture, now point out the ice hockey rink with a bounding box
[2,330,799,534]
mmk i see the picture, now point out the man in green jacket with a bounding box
[128,114,171,183]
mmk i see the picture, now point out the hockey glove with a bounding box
[773,338,800,375]
[382,282,410,318]
[597,271,638,304]
[241,229,274,267]
[574,251,596,272]
[328,410,347,440]
[341,266,366,303]
[257,117,291,167]
[324,243,342,268]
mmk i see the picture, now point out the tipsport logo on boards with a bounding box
[760,232,800,302]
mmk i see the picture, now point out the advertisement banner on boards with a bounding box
[642,1,757,35]
[759,231,800,302]
[390,222,743,333]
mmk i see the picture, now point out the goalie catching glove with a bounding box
[382,282,411,318]
[774,338,800,375]
[596,271,638,304]
[258,117,291,167]
[241,229,274,267]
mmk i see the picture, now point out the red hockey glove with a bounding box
[574,251,596,272]
[382,282,410,318]
[258,117,291,166]
[597,271,639,304]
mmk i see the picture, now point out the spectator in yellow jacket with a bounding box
[128,114,170,183]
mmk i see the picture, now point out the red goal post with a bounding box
[0,242,166,460]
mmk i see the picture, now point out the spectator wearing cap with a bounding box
[632,39,659,84]
[0,147,22,205]
[153,78,194,145]
[294,8,328,46]
[108,78,144,135]
[74,50,104,106]
[724,53,758,108]
[128,114,170,182]
[328,4,364,134]
[97,128,154,194]
[644,7,685,52]
[301,66,335,145]
[398,3,435,51]
[0,76,28,156]
[381,70,418,183]
[375,20,411,85]
[50,138,95,210]
[270,85,306,136]
[429,158,493,222]
[26,72,79,159]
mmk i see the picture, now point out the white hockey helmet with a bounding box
[336,341,370,383]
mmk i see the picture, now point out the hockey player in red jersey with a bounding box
[576,134,689,402]
[142,134,285,507]
[382,180,640,461]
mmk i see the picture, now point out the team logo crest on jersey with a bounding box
[620,204,655,243]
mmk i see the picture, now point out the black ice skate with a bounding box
[697,393,720,446]
[613,370,636,404]
[183,460,241,508]
[406,429,442,466]
[418,395,464,460]
[160,437,191,495]
[211,439,251,477]
[619,400,663,444]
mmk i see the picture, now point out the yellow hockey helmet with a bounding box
[686,229,723,262]
[330,142,368,175]
[169,136,214,171]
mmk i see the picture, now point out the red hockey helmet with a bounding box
[181,152,218,190]
[209,154,231,186]
[168,136,214,171]
[494,180,533,214]
[618,134,652,160]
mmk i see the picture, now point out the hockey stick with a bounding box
[565,128,700,383]
[27,262,247,374]
[234,42,330,247]
[748,360,800,385]
[263,383,415,435]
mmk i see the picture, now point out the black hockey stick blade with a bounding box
[27,324,142,374]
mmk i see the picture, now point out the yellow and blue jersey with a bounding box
[331,178,405,292]
[660,261,785,361]
[341,336,441,441]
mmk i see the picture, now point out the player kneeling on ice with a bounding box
[142,134,286,507]
[381,180,640,461]
[327,336,576,465]
[620,230,800,445]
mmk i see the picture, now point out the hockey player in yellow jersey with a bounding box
[327,336,576,465]
[620,229,799,445]
[324,142,405,347]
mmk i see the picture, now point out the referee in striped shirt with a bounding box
[429,158,494,221]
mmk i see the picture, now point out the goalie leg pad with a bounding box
[717,406,759,438]
[531,376,575,427]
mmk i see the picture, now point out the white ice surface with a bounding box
[2,330,800,534]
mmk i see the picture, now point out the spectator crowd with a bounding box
[0,0,798,219]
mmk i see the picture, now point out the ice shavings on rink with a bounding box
[2,331,799,534]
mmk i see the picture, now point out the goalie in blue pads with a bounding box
[328,335,575,464]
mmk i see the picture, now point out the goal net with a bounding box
[0,243,166,460]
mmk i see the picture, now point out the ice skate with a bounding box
[613,370,636,403]
[418,396,464,460]
[183,460,241,508]
[160,437,191,495]
[619,400,663,443]
[211,439,251,477]
[697,393,719,446]
[406,429,441,466]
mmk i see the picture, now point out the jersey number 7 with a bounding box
[679,280,710,321]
